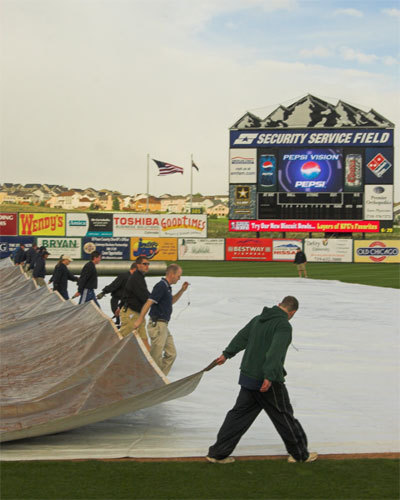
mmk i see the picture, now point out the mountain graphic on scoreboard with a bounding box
[231,95,394,129]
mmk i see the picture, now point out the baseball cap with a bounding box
[62,255,73,262]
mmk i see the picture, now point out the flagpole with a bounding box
[190,154,193,213]
[146,154,149,213]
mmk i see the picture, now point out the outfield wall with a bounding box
[1,234,399,264]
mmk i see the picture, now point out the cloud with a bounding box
[339,46,379,64]
[334,8,363,17]
[300,46,334,58]
[383,55,398,66]
[382,8,400,18]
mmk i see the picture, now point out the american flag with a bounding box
[153,159,184,176]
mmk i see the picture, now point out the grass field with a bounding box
[1,459,399,499]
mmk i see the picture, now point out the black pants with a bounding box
[110,296,120,325]
[208,384,309,461]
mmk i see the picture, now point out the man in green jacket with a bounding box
[207,296,317,464]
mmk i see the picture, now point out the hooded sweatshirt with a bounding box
[223,306,292,386]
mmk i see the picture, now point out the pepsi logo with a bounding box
[300,161,321,180]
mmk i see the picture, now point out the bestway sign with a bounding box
[230,129,393,147]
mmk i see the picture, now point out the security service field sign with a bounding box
[114,214,207,238]
[354,240,400,263]
[130,237,178,261]
[305,238,353,263]
[178,238,225,260]
[19,213,65,236]
[66,213,113,237]
[0,213,17,236]
[37,238,82,259]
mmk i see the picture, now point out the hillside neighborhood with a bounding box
[0,183,229,216]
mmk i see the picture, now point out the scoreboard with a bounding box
[228,128,394,233]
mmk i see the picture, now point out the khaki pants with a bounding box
[148,320,176,375]
[34,277,46,287]
[120,307,148,341]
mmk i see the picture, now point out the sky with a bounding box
[1,0,399,199]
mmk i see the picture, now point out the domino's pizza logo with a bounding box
[367,154,392,178]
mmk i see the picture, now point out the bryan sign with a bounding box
[19,213,65,236]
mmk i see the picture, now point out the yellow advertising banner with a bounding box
[130,237,177,261]
[354,240,400,263]
[19,213,65,236]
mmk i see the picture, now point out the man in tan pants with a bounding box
[119,256,151,351]
[133,264,189,375]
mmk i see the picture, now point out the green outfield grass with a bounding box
[177,261,400,288]
[1,459,399,499]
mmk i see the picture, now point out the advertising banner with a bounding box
[0,213,17,236]
[354,240,400,263]
[66,213,113,237]
[130,237,178,261]
[365,148,393,185]
[82,237,130,260]
[305,238,353,262]
[113,214,207,238]
[258,150,278,192]
[364,185,393,220]
[226,238,272,261]
[19,213,65,236]
[230,128,393,148]
[0,236,34,259]
[229,185,257,220]
[178,238,225,261]
[229,219,380,233]
[229,148,257,184]
[37,237,82,259]
[272,239,302,261]
[278,148,343,193]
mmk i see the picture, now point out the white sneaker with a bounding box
[288,452,318,463]
[206,456,235,464]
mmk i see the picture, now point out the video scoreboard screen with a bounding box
[228,128,394,233]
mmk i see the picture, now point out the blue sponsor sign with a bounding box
[230,129,393,148]
[82,237,130,260]
[0,236,35,259]
[279,148,343,192]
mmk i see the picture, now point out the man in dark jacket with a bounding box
[24,242,38,274]
[206,296,317,464]
[13,243,26,266]
[294,248,308,278]
[119,256,150,350]
[74,251,101,306]
[96,262,136,327]
[32,250,50,287]
[52,255,78,300]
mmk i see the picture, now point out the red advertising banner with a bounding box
[229,220,380,233]
[0,213,17,236]
[226,238,272,261]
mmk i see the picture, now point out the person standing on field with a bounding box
[133,263,189,375]
[52,255,78,300]
[206,296,317,464]
[294,248,308,278]
[32,250,50,287]
[119,257,151,350]
[97,262,137,329]
[73,251,101,306]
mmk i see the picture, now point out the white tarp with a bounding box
[0,260,204,443]
[1,264,399,459]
